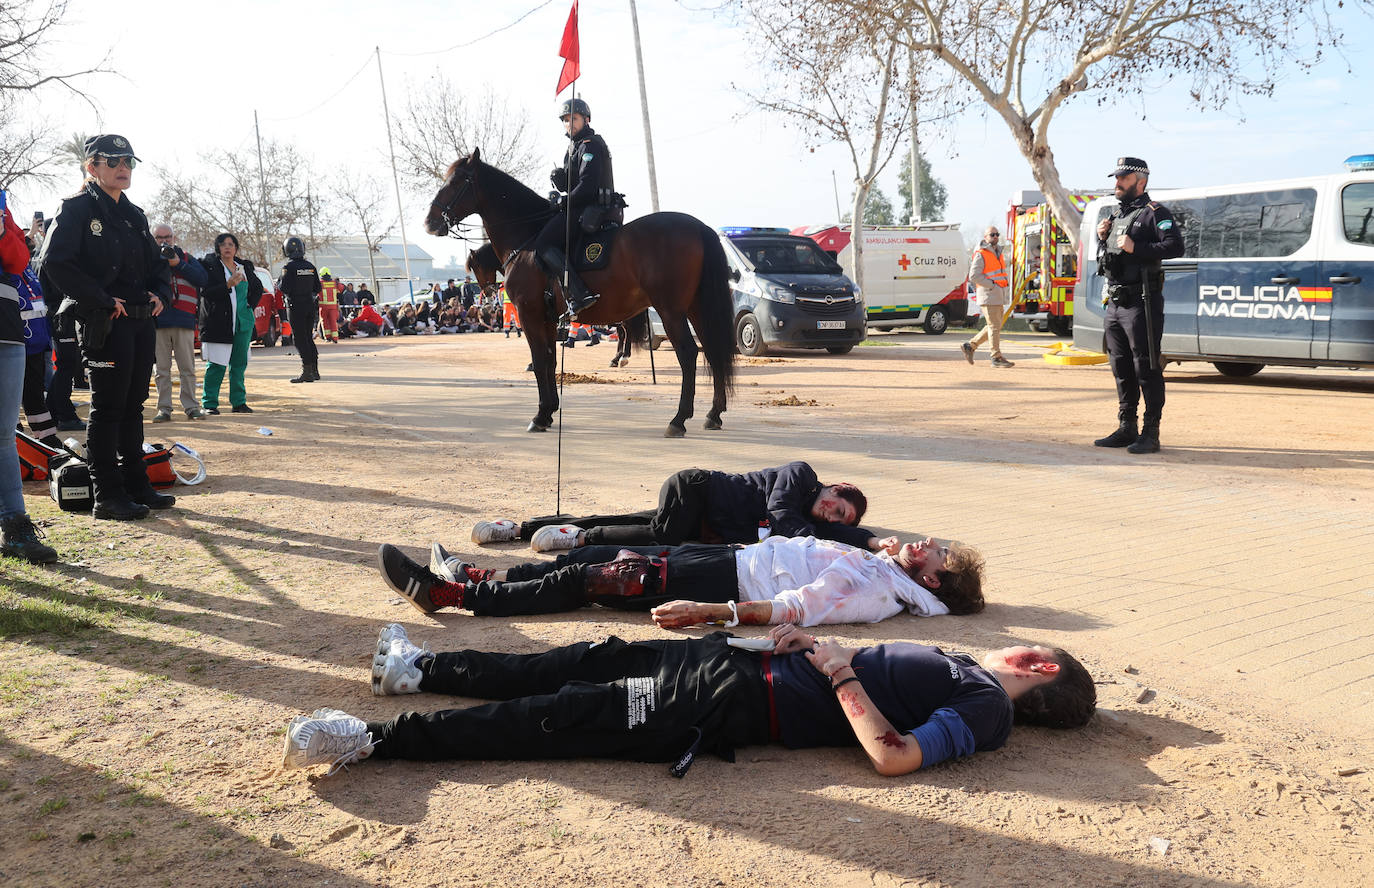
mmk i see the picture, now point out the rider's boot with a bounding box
[536,246,599,318]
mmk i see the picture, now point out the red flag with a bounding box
[556,0,580,96]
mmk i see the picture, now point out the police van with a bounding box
[1073,156,1374,376]
[717,227,867,356]
[797,224,971,334]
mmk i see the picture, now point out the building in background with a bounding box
[310,237,434,304]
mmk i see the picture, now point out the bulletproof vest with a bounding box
[1103,206,1152,286]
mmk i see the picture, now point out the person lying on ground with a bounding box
[377,534,985,626]
[282,622,1095,779]
[471,461,876,553]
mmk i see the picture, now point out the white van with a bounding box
[796,224,971,334]
[1073,157,1374,375]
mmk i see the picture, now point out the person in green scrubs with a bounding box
[199,232,262,414]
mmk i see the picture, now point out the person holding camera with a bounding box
[37,134,175,521]
[1093,157,1184,454]
[199,232,263,414]
[151,224,208,422]
[277,236,322,383]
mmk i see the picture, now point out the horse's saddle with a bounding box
[572,197,627,272]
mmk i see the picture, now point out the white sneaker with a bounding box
[471,519,519,545]
[530,524,584,553]
[282,708,374,775]
[373,624,427,695]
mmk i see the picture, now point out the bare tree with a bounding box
[393,76,542,192]
[0,1,109,95]
[742,2,913,291]
[766,0,1352,250]
[335,171,395,293]
[149,139,328,268]
[0,106,62,192]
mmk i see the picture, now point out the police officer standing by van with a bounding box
[39,135,174,520]
[536,97,617,318]
[1093,157,1184,454]
[278,236,322,384]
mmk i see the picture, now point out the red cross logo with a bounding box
[897,253,911,271]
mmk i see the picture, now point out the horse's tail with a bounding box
[694,220,737,393]
[621,311,650,347]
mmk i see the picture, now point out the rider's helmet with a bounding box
[559,98,591,121]
[282,236,305,260]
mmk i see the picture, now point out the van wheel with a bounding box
[1048,315,1072,337]
[736,313,768,356]
[826,345,854,355]
[922,307,948,335]
[264,320,279,348]
[1213,361,1264,378]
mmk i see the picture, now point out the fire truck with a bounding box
[1006,190,1106,336]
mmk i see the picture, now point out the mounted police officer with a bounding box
[39,134,175,520]
[535,97,616,318]
[278,236,322,384]
[1093,157,1184,454]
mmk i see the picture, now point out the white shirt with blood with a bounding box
[733,535,949,626]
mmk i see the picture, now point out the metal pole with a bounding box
[831,170,842,222]
[306,183,315,246]
[628,0,660,212]
[376,47,416,301]
[254,110,269,269]
[907,47,922,225]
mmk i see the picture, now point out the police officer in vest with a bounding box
[535,97,615,318]
[1093,157,1184,454]
[278,236,322,384]
[39,134,175,519]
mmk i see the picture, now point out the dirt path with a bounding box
[1,331,1369,887]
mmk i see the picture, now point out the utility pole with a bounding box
[254,110,269,269]
[907,47,923,225]
[306,183,315,247]
[376,46,415,301]
[628,0,660,212]
[831,170,842,222]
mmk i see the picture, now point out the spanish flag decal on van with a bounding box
[1297,287,1333,302]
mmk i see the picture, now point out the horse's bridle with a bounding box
[430,170,474,233]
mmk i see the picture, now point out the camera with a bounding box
[160,244,178,260]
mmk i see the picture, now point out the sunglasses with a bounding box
[96,155,137,170]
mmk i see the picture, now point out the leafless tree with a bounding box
[0,1,108,95]
[757,0,1354,250]
[149,140,329,269]
[393,76,542,193]
[0,107,62,193]
[741,2,914,291]
[334,171,395,292]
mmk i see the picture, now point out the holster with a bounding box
[1106,283,1142,308]
[59,296,114,351]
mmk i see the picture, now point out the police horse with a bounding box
[467,241,644,368]
[427,149,735,437]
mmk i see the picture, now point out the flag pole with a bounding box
[376,46,415,304]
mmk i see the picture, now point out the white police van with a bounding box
[1073,155,1374,376]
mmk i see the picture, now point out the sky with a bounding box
[12,0,1374,273]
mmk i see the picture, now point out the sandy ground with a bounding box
[1,328,1370,888]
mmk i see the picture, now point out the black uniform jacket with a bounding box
[563,126,614,211]
[704,461,874,548]
[1098,191,1185,286]
[199,253,264,344]
[277,258,322,306]
[39,180,172,317]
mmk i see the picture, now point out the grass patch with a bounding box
[38,796,69,816]
[0,578,121,638]
[857,338,902,347]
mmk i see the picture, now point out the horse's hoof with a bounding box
[664,425,687,439]
[527,421,551,433]
[704,417,723,430]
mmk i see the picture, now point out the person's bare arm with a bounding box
[651,599,773,629]
[807,641,924,776]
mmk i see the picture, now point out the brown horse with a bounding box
[467,241,642,367]
[426,149,735,437]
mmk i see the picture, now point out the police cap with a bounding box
[1109,156,1149,178]
[84,134,140,160]
[560,98,591,120]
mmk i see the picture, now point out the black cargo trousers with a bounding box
[519,468,715,546]
[1103,287,1165,425]
[466,542,740,617]
[366,634,772,766]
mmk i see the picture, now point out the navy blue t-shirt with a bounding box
[770,643,1014,758]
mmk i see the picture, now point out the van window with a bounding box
[1342,183,1374,246]
[1170,199,1205,258]
[1199,189,1317,258]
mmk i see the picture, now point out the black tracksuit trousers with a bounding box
[366,634,772,765]
[466,543,740,617]
[519,468,715,546]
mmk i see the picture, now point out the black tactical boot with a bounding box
[290,364,313,383]
[1093,417,1138,448]
[1127,421,1161,454]
[93,492,150,521]
[1,515,59,564]
[537,246,599,317]
[308,363,321,381]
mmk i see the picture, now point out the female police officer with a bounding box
[39,134,175,520]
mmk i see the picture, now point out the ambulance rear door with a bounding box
[1320,178,1374,364]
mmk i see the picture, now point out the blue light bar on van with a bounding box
[1345,154,1374,171]
[720,226,789,236]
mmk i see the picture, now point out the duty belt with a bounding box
[122,304,156,320]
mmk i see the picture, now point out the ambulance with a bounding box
[1006,190,1108,335]
[1072,155,1374,376]
[795,224,970,334]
